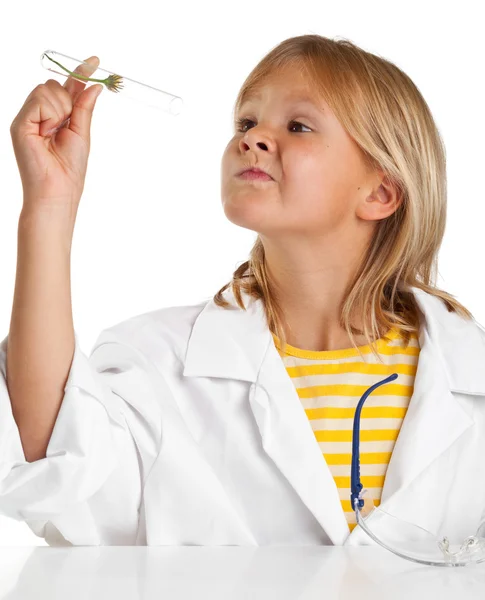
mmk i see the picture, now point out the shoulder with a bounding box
[473,318,485,345]
[90,297,211,367]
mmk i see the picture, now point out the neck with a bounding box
[260,233,377,352]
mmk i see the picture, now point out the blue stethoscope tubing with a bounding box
[350,373,399,510]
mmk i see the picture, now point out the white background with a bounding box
[0,0,483,546]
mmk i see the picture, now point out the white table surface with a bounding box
[1,545,485,599]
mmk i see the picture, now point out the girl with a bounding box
[1,35,483,552]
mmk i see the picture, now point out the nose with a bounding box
[240,139,268,152]
[239,129,273,154]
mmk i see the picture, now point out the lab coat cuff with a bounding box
[0,332,125,521]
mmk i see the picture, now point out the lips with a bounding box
[238,167,273,179]
[238,170,273,182]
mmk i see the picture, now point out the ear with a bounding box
[358,173,402,221]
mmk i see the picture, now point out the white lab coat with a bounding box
[0,285,484,547]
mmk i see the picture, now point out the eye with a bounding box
[235,118,311,133]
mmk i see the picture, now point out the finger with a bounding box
[67,83,103,143]
[36,81,73,137]
[63,56,100,103]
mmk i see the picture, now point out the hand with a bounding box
[10,56,103,213]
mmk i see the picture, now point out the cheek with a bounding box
[220,140,239,178]
[281,152,351,225]
[283,140,325,177]
[220,143,230,170]
[282,150,329,202]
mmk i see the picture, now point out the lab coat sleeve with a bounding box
[0,328,163,545]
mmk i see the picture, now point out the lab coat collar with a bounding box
[184,285,485,395]
[183,285,483,544]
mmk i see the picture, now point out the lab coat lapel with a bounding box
[378,291,477,508]
[184,287,352,545]
[375,320,473,513]
[250,336,351,545]
[346,289,485,543]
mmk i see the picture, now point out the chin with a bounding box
[222,203,262,232]
[221,184,279,231]
[220,203,256,229]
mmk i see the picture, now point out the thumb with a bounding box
[69,84,103,140]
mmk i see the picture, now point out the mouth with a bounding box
[237,168,274,181]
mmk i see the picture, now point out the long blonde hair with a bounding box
[214,34,473,361]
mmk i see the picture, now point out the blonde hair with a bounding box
[214,34,474,361]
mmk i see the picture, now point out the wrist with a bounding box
[20,200,78,227]
[18,205,76,252]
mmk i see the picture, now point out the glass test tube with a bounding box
[40,49,183,116]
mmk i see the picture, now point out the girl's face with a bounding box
[220,63,381,239]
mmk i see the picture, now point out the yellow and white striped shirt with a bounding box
[272,326,420,531]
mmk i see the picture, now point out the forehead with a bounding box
[239,69,325,111]
[242,89,321,106]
